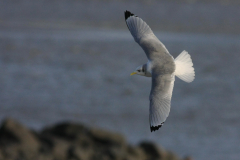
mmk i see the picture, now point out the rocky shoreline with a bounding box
[0,119,192,160]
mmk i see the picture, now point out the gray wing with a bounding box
[125,10,170,60]
[149,73,175,132]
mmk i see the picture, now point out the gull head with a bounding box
[130,65,147,76]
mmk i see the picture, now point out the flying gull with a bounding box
[125,10,195,132]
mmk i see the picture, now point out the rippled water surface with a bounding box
[1,1,240,159]
[1,28,240,160]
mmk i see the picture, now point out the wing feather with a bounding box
[149,73,175,132]
[125,10,170,60]
[124,11,177,132]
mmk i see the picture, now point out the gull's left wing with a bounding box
[125,10,171,61]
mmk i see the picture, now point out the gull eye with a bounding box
[137,69,141,72]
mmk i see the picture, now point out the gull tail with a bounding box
[174,50,195,83]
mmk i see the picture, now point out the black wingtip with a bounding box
[150,122,164,132]
[150,125,162,132]
[124,10,137,20]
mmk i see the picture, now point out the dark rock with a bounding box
[0,149,4,160]
[89,128,126,148]
[0,119,40,160]
[41,122,89,141]
[75,133,92,149]
[184,156,194,160]
[88,128,128,160]
[90,148,123,160]
[51,138,70,160]
[0,119,39,146]
[0,119,190,160]
[40,122,94,159]
[139,141,166,160]
[38,134,55,154]
[138,141,181,160]
[164,151,180,160]
[126,145,146,160]
[67,145,93,160]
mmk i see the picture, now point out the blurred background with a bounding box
[0,0,240,160]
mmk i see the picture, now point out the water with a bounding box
[0,27,240,160]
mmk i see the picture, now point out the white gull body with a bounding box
[125,10,195,132]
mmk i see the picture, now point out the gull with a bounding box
[125,10,195,132]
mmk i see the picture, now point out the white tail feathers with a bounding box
[174,50,195,83]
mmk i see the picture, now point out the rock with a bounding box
[164,151,180,160]
[0,119,191,160]
[138,141,181,160]
[41,122,89,141]
[0,119,40,160]
[67,145,93,160]
[89,128,126,148]
[126,145,146,160]
[48,138,70,160]
[184,156,194,160]
[139,141,166,160]
[40,122,94,160]
[0,150,4,159]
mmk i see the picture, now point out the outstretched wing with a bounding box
[149,73,175,132]
[124,10,170,61]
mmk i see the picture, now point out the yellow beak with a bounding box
[130,71,137,76]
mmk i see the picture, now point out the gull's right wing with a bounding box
[149,73,175,132]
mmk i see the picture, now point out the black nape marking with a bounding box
[150,122,164,132]
[124,10,137,20]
